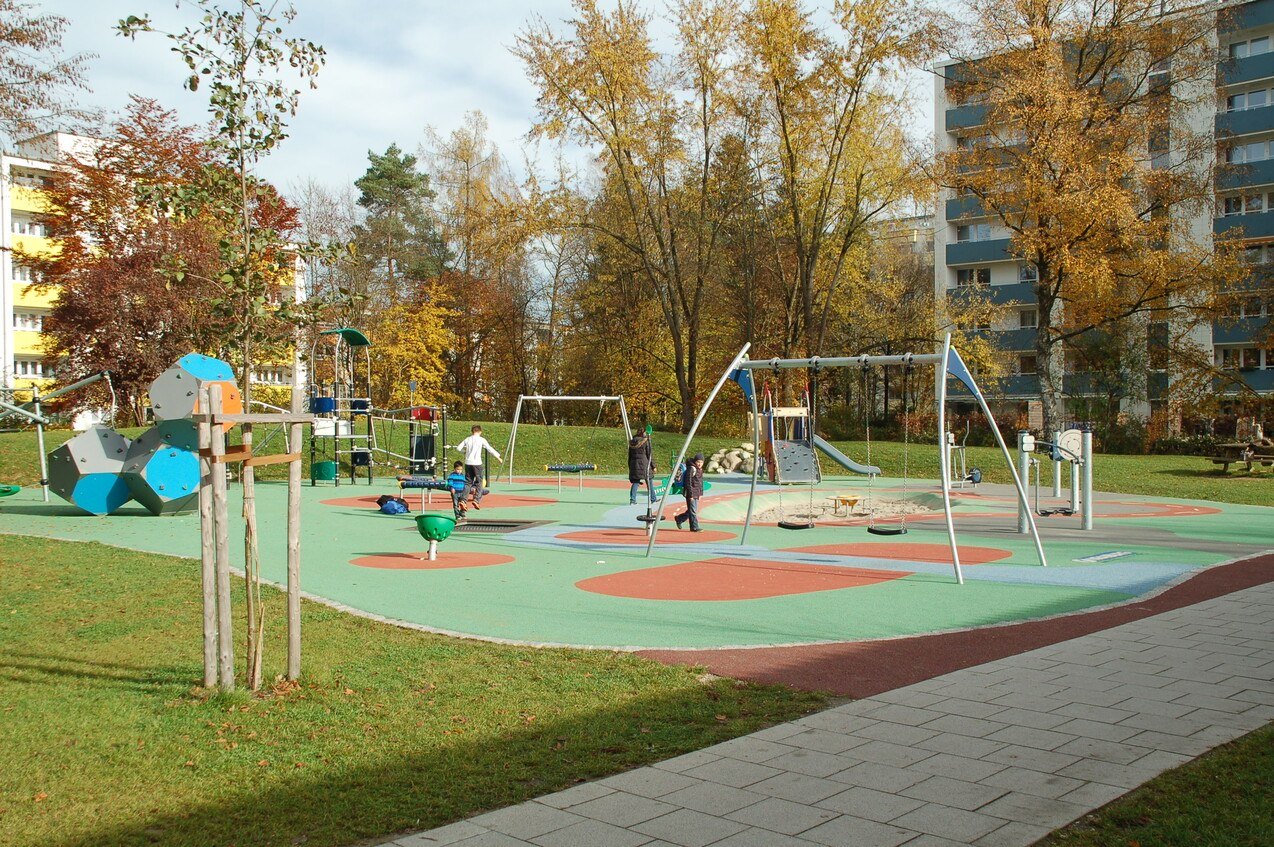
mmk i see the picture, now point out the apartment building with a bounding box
[1,132,306,401]
[934,0,1274,414]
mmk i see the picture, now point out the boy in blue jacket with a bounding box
[446,461,469,521]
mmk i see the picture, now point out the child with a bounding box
[454,425,502,508]
[446,461,469,521]
[627,424,656,505]
[675,452,705,532]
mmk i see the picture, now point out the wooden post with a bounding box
[208,383,235,691]
[197,386,218,688]
[242,421,264,690]
[286,392,302,681]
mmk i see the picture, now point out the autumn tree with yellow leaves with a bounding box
[937,0,1246,434]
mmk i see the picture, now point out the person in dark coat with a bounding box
[627,425,655,505]
[675,452,705,532]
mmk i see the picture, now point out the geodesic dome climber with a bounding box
[46,424,134,516]
[150,354,243,430]
[122,419,201,516]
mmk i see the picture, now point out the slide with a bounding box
[812,434,880,477]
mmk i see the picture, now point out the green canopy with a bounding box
[319,327,371,347]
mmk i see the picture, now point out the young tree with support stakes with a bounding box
[936,0,1246,436]
[118,0,324,691]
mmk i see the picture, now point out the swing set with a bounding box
[504,395,632,489]
[645,336,1047,584]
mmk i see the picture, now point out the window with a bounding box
[10,168,52,188]
[13,312,43,331]
[957,267,991,286]
[956,223,992,242]
[11,263,39,283]
[1019,308,1038,328]
[1018,263,1038,283]
[955,133,988,150]
[12,358,51,377]
[1244,244,1270,264]
[1230,36,1272,59]
[1018,354,1038,375]
[11,216,47,237]
[250,367,292,385]
[1225,140,1273,164]
[1217,346,1259,369]
[1244,296,1266,318]
[1228,88,1270,112]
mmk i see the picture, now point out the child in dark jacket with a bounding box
[446,461,468,521]
[675,452,706,532]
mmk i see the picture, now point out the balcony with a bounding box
[945,103,988,132]
[944,195,984,221]
[8,185,50,213]
[1215,211,1274,239]
[945,237,1013,266]
[1216,106,1274,138]
[947,281,1036,306]
[987,327,1037,350]
[1213,316,1271,343]
[12,329,45,355]
[1216,368,1274,393]
[1216,157,1274,190]
[12,281,57,308]
[1222,0,1274,33]
[1221,50,1274,86]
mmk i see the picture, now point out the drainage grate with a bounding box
[452,519,549,534]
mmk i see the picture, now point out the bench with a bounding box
[1205,454,1274,473]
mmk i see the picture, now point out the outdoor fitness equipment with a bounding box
[504,394,632,484]
[645,335,1047,584]
[1018,428,1094,531]
[415,513,456,561]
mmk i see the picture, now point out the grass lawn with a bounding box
[0,535,824,847]
[1036,723,1273,847]
[2,422,1271,507]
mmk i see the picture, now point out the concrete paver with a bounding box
[374,581,1273,847]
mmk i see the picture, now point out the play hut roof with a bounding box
[319,327,371,347]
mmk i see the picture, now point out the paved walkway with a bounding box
[381,582,1274,847]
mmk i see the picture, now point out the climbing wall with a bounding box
[772,439,821,484]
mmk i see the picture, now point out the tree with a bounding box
[119,0,324,692]
[937,0,1245,435]
[424,112,535,414]
[739,0,933,358]
[20,99,222,424]
[0,0,93,142]
[352,143,444,307]
[516,0,743,431]
[366,288,455,409]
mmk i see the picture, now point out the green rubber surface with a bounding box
[1,476,1270,649]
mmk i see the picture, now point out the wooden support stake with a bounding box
[208,383,235,691]
[196,386,217,689]
[242,422,263,691]
[287,418,302,681]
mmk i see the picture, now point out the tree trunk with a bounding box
[1036,283,1065,436]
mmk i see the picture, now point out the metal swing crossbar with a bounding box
[642,336,1049,585]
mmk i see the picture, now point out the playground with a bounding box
[2,466,1270,661]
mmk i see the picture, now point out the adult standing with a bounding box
[454,425,502,508]
[627,424,656,505]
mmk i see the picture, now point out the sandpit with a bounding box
[753,496,936,525]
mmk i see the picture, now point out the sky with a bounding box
[54,0,937,195]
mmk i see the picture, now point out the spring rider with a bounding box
[414,513,456,561]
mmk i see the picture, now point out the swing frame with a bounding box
[642,335,1048,584]
[504,395,632,483]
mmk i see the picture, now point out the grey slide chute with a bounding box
[812,434,879,476]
